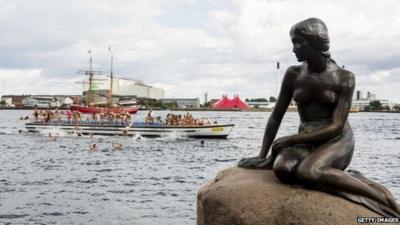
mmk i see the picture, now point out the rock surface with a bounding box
[197,167,393,225]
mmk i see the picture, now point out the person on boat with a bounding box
[238,18,400,216]
[165,114,171,125]
[114,112,122,124]
[44,110,51,123]
[198,118,212,126]
[54,108,60,122]
[91,112,97,123]
[177,114,184,126]
[170,114,177,126]
[121,112,127,125]
[32,107,39,121]
[72,110,81,126]
[145,111,154,124]
[66,110,72,123]
[110,112,117,125]
[125,113,132,125]
[99,111,105,125]
[188,113,196,125]
[155,116,163,124]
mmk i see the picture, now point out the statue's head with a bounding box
[290,18,330,62]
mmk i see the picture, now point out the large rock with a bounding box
[197,167,392,225]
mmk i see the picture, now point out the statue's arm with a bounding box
[288,71,355,145]
[258,67,296,158]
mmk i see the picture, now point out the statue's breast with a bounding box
[293,73,339,105]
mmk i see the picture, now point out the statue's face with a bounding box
[291,34,314,62]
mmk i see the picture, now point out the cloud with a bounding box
[1,0,400,102]
[0,68,80,95]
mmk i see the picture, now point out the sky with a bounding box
[1,0,400,102]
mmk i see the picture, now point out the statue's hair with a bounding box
[290,18,332,60]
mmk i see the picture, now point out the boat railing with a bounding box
[35,119,131,126]
[131,121,165,127]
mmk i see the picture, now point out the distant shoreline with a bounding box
[1,107,399,113]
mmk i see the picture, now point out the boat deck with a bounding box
[25,121,235,138]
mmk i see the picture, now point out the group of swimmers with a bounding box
[89,142,123,151]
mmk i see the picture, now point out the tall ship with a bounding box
[70,49,138,114]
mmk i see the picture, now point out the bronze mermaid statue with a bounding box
[238,17,400,217]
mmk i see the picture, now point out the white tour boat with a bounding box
[25,121,234,139]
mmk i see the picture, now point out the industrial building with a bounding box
[351,90,389,111]
[82,75,164,105]
[1,95,82,108]
[160,98,200,109]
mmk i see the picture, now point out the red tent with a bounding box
[213,94,233,109]
[212,94,249,109]
[231,94,249,109]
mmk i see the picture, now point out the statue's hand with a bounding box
[272,136,293,153]
[238,156,273,170]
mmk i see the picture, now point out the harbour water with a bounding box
[0,110,399,224]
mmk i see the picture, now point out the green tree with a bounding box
[269,96,277,102]
[0,100,5,107]
[369,100,382,111]
[255,98,268,102]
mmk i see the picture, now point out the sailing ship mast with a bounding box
[77,50,104,106]
[108,47,113,106]
[87,53,93,105]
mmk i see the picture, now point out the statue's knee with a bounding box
[273,161,296,184]
[296,164,321,183]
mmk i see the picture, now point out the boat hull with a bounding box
[25,122,234,139]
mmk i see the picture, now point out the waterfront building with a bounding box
[23,96,60,108]
[1,95,28,107]
[0,95,82,108]
[82,75,164,105]
[352,99,389,111]
[246,100,270,108]
[356,90,363,100]
[263,100,297,110]
[161,98,200,109]
[351,90,389,111]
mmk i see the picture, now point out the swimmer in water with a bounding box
[112,142,123,150]
[122,127,128,136]
[89,143,97,151]
[48,132,56,142]
[73,128,82,137]
[89,131,93,139]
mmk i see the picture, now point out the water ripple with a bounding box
[0,110,399,225]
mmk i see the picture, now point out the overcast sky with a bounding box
[1,0,400,102]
